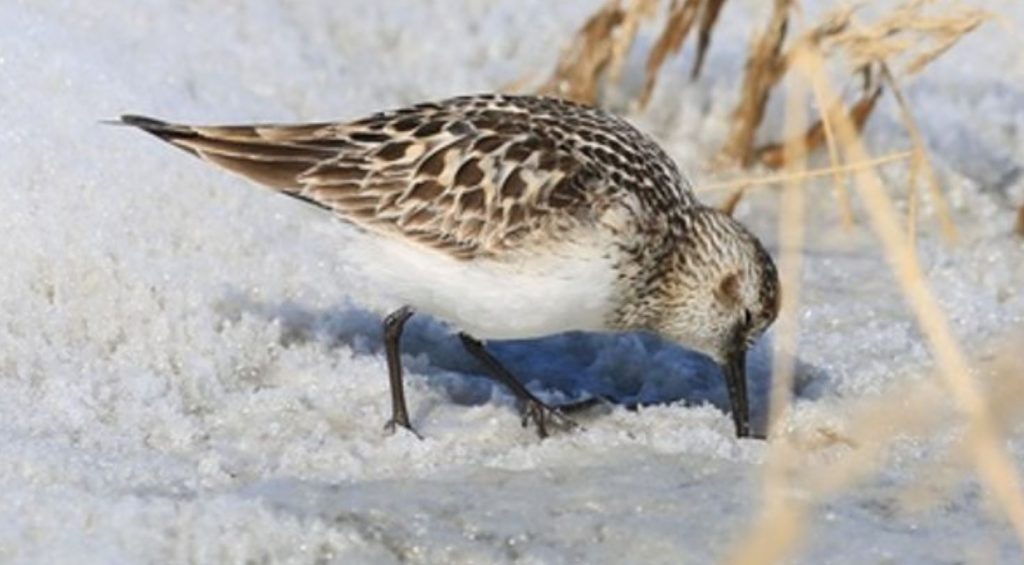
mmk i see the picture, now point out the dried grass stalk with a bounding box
[721,1,982,228]
[544,0,729,109]
[538,1,627,105]
[907,149,921,249]
[543,0,984,173]
[730,46,1024,563]
[744,7,857,186]
[719,189,744,216]
[718,0,791,166]
[538,0,664,104]
[712,151,911,217]
[609,0,662,83]
[720,1,984,168]
[639,0,702,108]
[771,66,809,409]
[729,51,811,565]
[691,0,728,78]
[818,0,988,76]
[753,85,881,170]
[1016,205,1024,237]
[895,339,1024,513]
[878,63,958,243]
[737,332,1024,560]
[703,151,912,194]
[805,63,858,228]
[803,45,1024,548]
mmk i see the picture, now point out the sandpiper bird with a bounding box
[118,94,780,439]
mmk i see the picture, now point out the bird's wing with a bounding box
[120,102,610,260]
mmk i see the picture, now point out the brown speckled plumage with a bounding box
[122,94,695,260]
[120,93,780,438]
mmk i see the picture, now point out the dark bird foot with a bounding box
[520,396,608,438]
[383,417,423,440]
[520,399,578,439]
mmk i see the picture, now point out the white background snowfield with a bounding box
[1,1,1022,563]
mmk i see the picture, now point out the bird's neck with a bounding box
[605,225,684,332]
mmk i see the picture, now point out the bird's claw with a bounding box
[383,418,423,440]
[520,400,580,439]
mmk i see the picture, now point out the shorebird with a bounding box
[118,94,780,439]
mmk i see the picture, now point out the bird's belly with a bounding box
[338,225,619,339]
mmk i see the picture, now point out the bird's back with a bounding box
[121,94,697,261]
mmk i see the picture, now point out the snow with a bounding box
[1,0,1022,562]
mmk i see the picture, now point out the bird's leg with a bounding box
[382,306,420,438]
[458,333,580,439]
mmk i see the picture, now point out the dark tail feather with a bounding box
[119,114,178,131]
[115,114,202,157]
[112,114,332,190]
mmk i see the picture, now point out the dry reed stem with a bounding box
[719,0,982,171]
[538,0,625,104]
[715,152,911,217]
[899,343,1024,515]
[805,45,1024,547]
[789,376,947,496]
[730,46,1024,562]
[715,4,850,169]
[718,0,791,166]
[805,63,857,229]
[753,85,881,170]
[879,63,958,243]
[733,346,1006,559]
[727,48,812,565]
[719,189,744,216]
[905,107,924,251]
[803,335,1020,526]
[639,0,731,107]
[1016,205,1024,237]
[907,155,920,252]
[639,0,701,108]
[542,0,983,201]
[902,13,985,75]
[768,51,810,437]
[727,333,1024,562]
[691,0,728,79]
[608,0,661,83]
[724,0,979,229]
[819,0,988,76]
[976,344,1024,436]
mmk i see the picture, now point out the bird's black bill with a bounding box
[722,349,750,438]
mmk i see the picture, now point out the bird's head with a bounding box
[644,207,780,437]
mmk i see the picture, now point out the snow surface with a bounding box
[1,0,1023,563]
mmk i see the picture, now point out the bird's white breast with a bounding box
[335,224,620,339]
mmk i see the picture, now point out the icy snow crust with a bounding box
[1,0,1023,562]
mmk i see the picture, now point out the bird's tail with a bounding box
[113,114,341,192]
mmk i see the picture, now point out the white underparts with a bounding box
[336,223,620,339]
